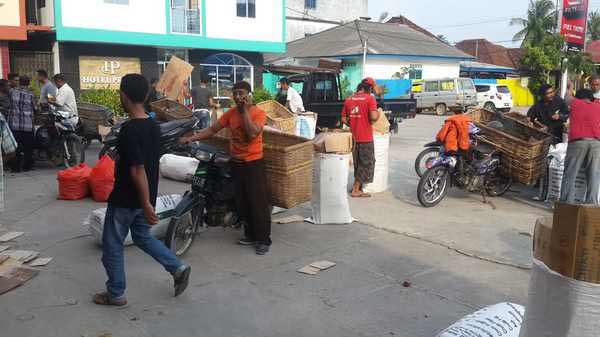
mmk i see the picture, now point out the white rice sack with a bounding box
[437,302,524,337]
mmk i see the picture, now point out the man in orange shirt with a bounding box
[180,81,271,255]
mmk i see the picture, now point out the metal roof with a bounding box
[268,20,475,62]
[460,61,516,73]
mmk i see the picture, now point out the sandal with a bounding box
[351,192,372,198]
[93,292,128,307]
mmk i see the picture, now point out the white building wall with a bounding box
[205,0,283,42]
[286,19,336,41]
[60,0,166,34]
[286,0,368,23]
[365,58,461,80]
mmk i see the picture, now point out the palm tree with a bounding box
[510,0,557,46]
[588,11,600,41]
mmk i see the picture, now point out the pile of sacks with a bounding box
[57,155,115,202]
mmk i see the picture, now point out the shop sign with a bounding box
[79,56,141,89]
[560,0,589,52]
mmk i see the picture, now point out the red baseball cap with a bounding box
[363,77,376,87]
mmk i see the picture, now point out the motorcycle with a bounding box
[99,117,199,159]
[165,142,239,256]
[415,141,442,178]
[35,106,85,167]
[416,133,512,208]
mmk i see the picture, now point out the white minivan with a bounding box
[412,78,478,115]
[475,84,513,112]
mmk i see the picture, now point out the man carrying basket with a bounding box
[179,81,272,255]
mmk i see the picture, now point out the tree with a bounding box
[588,11,600,41]
[520,34,563,98]
[510,0,557,46]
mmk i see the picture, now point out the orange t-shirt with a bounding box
[218,106,266,161]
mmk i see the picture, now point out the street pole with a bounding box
[362,38,368,78]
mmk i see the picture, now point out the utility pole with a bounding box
[362,37,368,78]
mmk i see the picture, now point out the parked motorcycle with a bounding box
[34,106,85,167]
[165,142,239,256]
[99,117,199,159]
[415,141,442,178]
[416,134,512,208]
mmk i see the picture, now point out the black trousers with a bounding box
[12,130,35,171]
[232,159,272,245]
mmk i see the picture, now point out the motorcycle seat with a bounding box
[159,119,194,134]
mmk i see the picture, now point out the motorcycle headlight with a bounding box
[195,150,212,162]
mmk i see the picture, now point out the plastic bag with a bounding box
[437,302,525,337]
[311,153,352,224]
[57,163,93,200]
[159,154,199,183]
[89,155,115,202]
[363,133,390,194]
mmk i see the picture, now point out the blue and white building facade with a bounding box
[50,0,286,96]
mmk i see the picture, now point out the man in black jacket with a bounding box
[527,84,569,145]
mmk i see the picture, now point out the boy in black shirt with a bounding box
[93,74,190,306]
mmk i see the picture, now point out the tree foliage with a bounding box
[588,11,600,41]
[511,0,557,46]
[521,34,563,96]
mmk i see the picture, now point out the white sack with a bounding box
[437,302,525,337]
[86,194,182,246]
[363,133,390,194]
[295,115,317,139]
[311,153,352,224]
[519,259,600,337]
[160,154,199,182]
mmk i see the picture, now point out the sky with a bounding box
[368,0,600,48]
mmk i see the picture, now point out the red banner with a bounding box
[560,0,590,51]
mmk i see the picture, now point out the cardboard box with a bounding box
[533,216,553,264]
[313,131,353,154]
[156,56,194,101]
[550,203,600,283]
[371,109,390,135]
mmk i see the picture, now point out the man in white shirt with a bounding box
[50,73,78,115]
[279,78,304,113]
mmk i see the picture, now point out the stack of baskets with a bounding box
[151,99,193,121]
[257,100,297,134]
[201,130,313,209]
[78,102,114,137]
[469,109,552,185]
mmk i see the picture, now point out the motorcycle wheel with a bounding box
[485,172,512,197]
[415,147,441,178]
[63,134,84,168]
[417,166,450,207]
[165,206,205,256]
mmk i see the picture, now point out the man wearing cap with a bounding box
[342,78,380,197]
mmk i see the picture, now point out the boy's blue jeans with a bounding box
[102,206,183,299]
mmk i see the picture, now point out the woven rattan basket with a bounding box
[152,99,193,121]
[257,100,297,134]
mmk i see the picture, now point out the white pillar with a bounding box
[560,58,568,98]
[52,41,60,75]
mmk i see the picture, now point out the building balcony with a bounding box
[171,8,201,35]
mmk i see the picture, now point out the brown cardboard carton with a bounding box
[313,131,353,153]
[550,203,600,283]
[156,56,194,101]
[371,109,390,135]
[533,216,553,264]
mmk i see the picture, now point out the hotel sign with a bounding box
[79,56,141,89]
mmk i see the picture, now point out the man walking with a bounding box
[191,79,215,110]
[180,81,272,255]
[49,74,78,116]
[93,74,191,307]
[7,76,35,172]
[342,78,380,198]
[36,69,57,109]
[560,89,600,204]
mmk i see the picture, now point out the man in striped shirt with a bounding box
[7,76,35,172]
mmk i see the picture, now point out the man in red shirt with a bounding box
[561,89,600,204]
[341,78,380,197]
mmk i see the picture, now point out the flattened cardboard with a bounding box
[0,232,24,242]
[28,257,53,267]
[297,265,320,275]
[309,261,336,271]
[371,109,390,135]
[156,56,194,101]
[550,203,600,283]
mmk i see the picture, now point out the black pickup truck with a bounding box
[279,70,417,130]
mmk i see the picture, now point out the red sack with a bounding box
[89,155,115,202]
[57,163,93,200]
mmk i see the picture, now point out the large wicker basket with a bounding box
[78,102,114,138]
[152,99,193,121]
[257,100,297,134]
[200,130,313,208]
[469,109,552,185]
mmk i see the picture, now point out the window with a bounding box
[305,0,317,9]
[408,64,423,80]
[475,85,490,93]
[199,53,254,99]
[315,80,332,90]
[497,86,510,94]
[459,79,475,90]
[440,80,455,91]
[171,0,201,34]
[104,0,129,4]
[425,81,439,92]
[237,0,256,18]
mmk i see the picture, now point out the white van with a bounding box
[412,78,478,115]
[475,84,513,112]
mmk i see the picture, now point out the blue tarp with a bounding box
[375,79,412,99]
[473,79,498,85]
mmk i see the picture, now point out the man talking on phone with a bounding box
[180,81,271,255]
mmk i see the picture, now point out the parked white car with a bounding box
[475,84,513,112]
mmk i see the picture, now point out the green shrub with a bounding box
[80,89,125,117]
[252,86,273,104]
